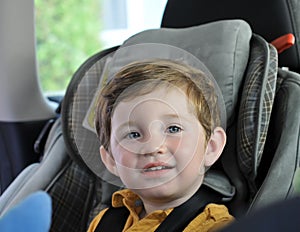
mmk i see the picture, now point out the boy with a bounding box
[88,59,233,231]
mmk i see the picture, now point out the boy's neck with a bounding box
[137,182,202,217]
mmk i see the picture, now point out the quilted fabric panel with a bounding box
[237,35,278,196]
[62,48,121,185]
[48,161,95,232]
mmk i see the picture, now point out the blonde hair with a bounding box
[95,59,220,150]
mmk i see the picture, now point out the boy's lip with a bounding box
[142,162,174,173]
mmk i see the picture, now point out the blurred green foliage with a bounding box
[35,0,103,94]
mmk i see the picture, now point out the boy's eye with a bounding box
[127,131,141,139]
[167,126,182,134]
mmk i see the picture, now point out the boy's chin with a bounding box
[133,184,178,199]
[124,175,177,190]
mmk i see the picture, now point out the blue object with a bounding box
[0,191,52,232]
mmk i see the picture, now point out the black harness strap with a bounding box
[95,207,129,232]
[95,186,221,232]
[155,186,221,232]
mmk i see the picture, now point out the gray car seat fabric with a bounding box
[0,18,299,232]
[248,68,300,211]
[237,35,278,197]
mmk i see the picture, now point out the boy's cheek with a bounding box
[112,148,136,168]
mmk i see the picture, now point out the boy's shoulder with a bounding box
[185,203,234,232]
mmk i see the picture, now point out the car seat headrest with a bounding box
[62,19,252,187]
[123,19,251,126]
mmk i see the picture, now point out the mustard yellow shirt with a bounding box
[88,189,234,232]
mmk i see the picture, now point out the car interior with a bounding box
[0,0,299,231]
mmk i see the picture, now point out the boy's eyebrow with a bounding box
[162,114,181,120]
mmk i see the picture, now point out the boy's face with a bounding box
[100,86,224,202]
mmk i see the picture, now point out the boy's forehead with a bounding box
[111,87,194,123]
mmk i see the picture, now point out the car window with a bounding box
[35,0,167,96]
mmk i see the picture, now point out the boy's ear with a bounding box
[204,127,227,167]
[100,145,119,176]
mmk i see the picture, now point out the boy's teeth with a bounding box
[145,166,167,172]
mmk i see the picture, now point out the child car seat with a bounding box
[0,19,299,232]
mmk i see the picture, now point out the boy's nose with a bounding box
[140,133,168,156]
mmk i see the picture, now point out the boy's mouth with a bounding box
[142,163,174,173]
